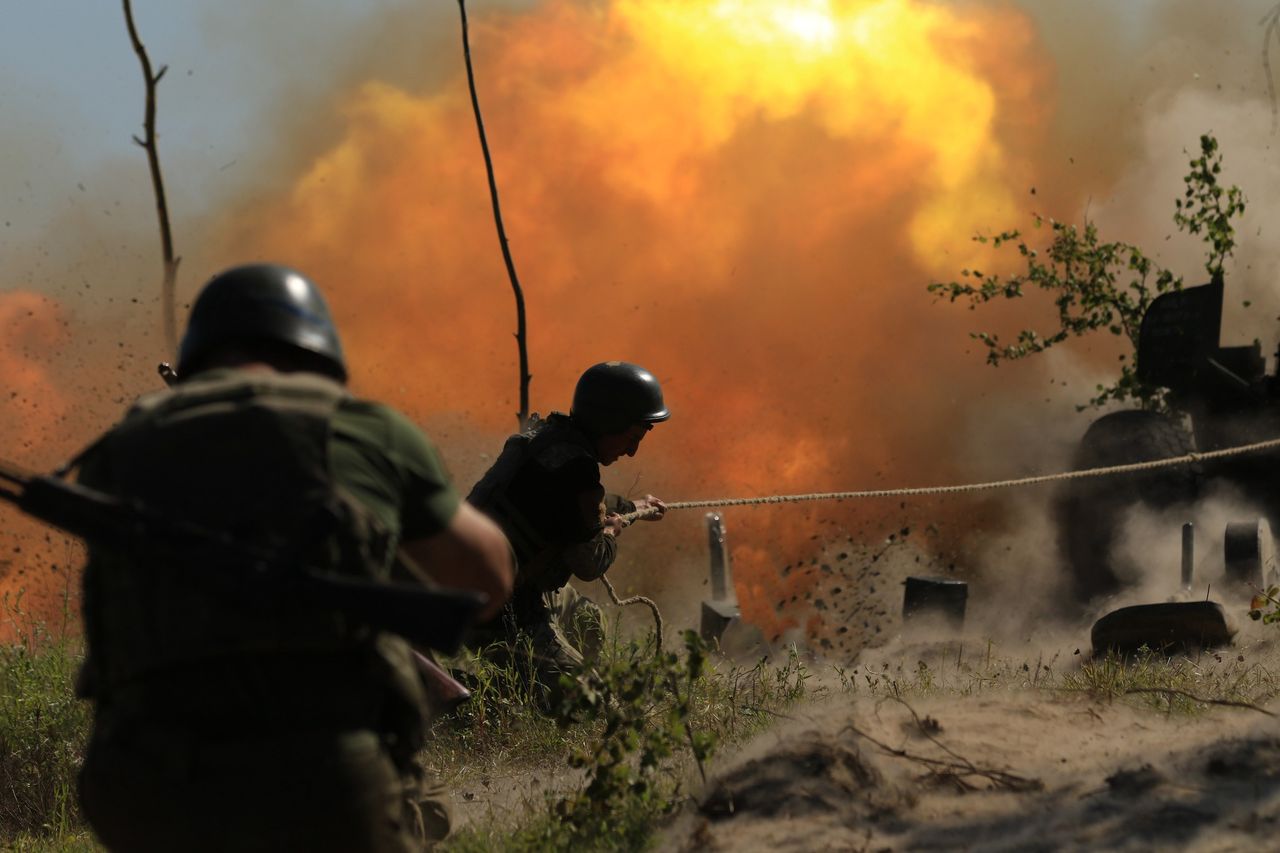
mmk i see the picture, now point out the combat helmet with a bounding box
[176,263,348,381]
[571,361,670,436]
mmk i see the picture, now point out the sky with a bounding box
[0,0,1247,240]
[0,1,503,240]
[4,0,1280,636]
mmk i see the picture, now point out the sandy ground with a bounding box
[446,522,1280,851]
[661,659,1280,852]
[449,762,586,832]
[445,632,1280,851]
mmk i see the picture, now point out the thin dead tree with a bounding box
[457,0,532,429]
[122,0,181,358]
[1263,4,1280,134]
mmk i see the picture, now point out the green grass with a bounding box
[2,832,102,852]
[0,594,93,849]
[430,636,589,779]
[1059,646,1280,714]
[831,638,1280,718]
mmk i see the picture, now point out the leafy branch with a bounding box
[552,631,715,841]
[927,134,1245,411]
[1249,584,1280,624]
[1174,134,1247,280]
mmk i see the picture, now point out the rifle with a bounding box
[0,460,485,654]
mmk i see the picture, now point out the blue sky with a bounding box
[0,1,536,244]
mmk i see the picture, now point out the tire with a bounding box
[1054,411,1199,603]
[1091,601,1234,654]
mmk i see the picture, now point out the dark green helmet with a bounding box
[571,361,670,436]
[176,263,348,381]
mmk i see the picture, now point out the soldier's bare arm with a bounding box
[403,502,515,621]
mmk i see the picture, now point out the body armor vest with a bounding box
[82,372,424,734]
[468,414,595,563]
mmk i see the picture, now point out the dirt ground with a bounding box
[447,526,1280,851]
[661,648,1280,852]
[444,628,1280,851]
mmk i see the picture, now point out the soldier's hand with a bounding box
[632,495,667,522]
[603,512,628,536]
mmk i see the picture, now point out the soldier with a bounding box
[74,263,513,852]
[467,361,669,696]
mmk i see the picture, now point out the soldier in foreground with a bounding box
[467,361,669,697]
[73,263,513,852]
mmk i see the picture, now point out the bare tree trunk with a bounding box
[1264,5,1280,134]
[457,0,532,430]
[123,0,181,358]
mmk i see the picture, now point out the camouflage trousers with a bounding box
[80,724,448,852]
[472,585,605,706]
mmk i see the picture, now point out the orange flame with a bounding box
[211,0,1054,641]
[0,291,71,455]
[0,290,81,641]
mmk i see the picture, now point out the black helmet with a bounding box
[176,263,347,381]
[571,361,670,436]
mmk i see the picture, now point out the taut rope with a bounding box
[603,435,1280,644]
[617,436,1280,522]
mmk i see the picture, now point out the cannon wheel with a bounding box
[1055,410,1198,603]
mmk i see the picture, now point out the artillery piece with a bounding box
[1057,276,1280,603]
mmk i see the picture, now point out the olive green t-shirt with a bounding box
[329,397,461,548]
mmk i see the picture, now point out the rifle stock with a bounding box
[412,649,471,714]
[1,464,484,653]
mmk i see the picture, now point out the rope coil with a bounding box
[599,574,663,647]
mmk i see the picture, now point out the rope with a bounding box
[604,435,1280,645]
[617,435,1280,522]
[599,574,663,648]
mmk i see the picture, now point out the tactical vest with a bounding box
[81,372,426,737]
[467,413,598,592]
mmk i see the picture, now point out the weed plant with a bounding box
[430,634,584,778]
[0,593,91,847]
[835,640,1068,699]
[2,832,101,852]
[838,638,1280,718]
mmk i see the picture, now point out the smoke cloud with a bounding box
[4,0,1280,644]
